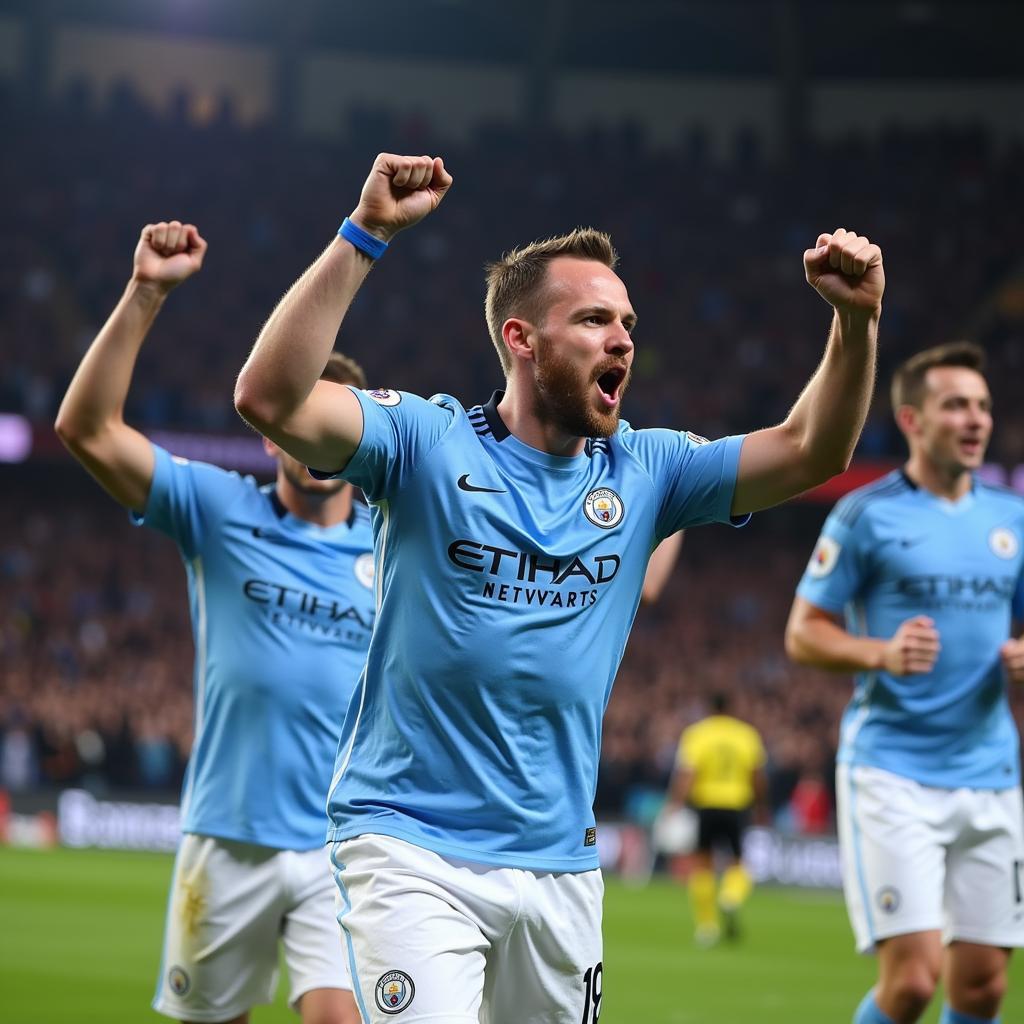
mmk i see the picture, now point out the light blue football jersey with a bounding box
[320,388,746,871]
[797,469,1024,790]
[134,444,375,849]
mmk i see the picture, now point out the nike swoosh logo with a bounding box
[252,527,281,541]
[457,474,506,494]
[899,537,926,548]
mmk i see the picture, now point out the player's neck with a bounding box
[275,476,354,526]
[497,382,587,458]
[903,455,972,501]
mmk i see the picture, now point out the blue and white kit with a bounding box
[320,388,747,872]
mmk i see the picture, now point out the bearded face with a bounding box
[534,332,631,439]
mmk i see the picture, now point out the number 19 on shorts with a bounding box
[581,961,603,1023]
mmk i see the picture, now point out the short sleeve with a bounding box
[1013,521,1024,622]
[625,427,748,539]
[130,444,240,558]
[1013,573,1024,623]
[310,387,453,503]
[795,500,872,614]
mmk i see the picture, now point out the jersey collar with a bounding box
[900,466,977,495]
[481,390,511,441]
[269,486,289,518]
[267,485,361,529]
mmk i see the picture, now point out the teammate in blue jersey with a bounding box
[55,223,368,1024]
[787,342,1024,1024]
[235,152,884,1023]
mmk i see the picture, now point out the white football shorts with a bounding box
[331,833,605,1024]
[837,763,1024,954]
[153,833,351,1022]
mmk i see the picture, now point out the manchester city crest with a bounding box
[168,965,191,996]
[354,552,375,589]
[583,487,624,529]
[375,970,415,1014]
[989,527,1019,560]
[876,886,901,914]
[365,388,402,407]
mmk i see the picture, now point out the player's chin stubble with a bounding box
[281,461,347,499]
[535,345,625,439]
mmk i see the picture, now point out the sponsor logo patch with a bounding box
[686,431,710,445]
[990,527,1019,560]
[807,536,840,578]
[375,970,415,1014]
[584,827,597,847]
[584,488,624,529]
[366,388,402,407]
[354,552,375,589]
[168,965,191,996]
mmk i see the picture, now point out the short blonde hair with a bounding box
[484,228,618,374]
[320,351,367,389]
[890,341,986,412]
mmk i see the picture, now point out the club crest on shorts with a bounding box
[365,388,402,407]
[168,965,191,996]
[807,536,840,578]
[989,527,1018,560]
[584,488,624,529]
[354,552,375,589]
[375,970,415,1014]
[876,886,901,914]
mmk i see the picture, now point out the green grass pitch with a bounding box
[2,846,1022,1023]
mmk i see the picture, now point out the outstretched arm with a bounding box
[731,229,883,516]
[784,596,940,675]
[234,153,453,473]
[670,764,695,805]
[641,532,684,604]
[54,222,207,510]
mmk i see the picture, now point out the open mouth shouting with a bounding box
[595,363,629,408]
[958,435,984,460]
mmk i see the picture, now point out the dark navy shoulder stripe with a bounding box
[835,480,905,528]
[834,473,908,528]
[978,479,1024,502]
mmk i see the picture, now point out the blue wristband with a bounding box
[338,217,389,260]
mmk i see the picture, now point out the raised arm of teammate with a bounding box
[54,221,207,510]
[1000,635,1024,684]
[234,153,453,473]
[785,597,941,676]
[730,230,884,516]
[641,532,684,605]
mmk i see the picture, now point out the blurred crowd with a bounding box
[4,81,1024,832]
[4,77,1024,461]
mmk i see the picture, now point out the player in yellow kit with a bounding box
[669,692,767,945]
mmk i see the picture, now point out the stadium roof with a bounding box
[3,0,1022,80]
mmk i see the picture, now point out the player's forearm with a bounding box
[782,308,879,484]
[235,237,373,432]
[670,769,694,804]
[784,614,885,673]
[55,278,165,446]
